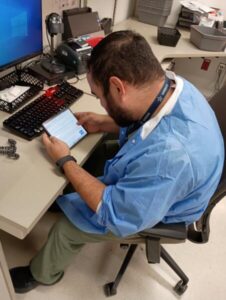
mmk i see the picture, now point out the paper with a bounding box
[180,1,215,14]
[0,85,30,103]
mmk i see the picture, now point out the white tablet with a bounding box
[42,109,87,148]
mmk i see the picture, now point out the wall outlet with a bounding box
[52,0,77,10]
[217,63,226,73]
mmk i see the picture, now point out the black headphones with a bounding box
[45,13,64,35]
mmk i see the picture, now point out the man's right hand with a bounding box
[75,112,119,134]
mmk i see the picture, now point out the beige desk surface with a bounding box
[1,18,226,241]
[0,79,105,239]
[113,18,226,62]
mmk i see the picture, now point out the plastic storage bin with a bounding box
[138,0,173,10]
[190,25,226,51]
[157,27,181,47]
[137,11,168,26]
[136,0,173,27]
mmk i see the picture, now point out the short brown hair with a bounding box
[87,30,164,96]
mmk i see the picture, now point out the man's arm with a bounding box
[62,160,105,211]
[42,134,105,211]
[42,112,119,211]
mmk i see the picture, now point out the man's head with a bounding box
[87,30,165,126]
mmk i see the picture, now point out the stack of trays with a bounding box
[136,0,173,26]
[177,6,201,28]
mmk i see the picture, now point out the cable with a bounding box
[79,75,87,81]
[112,0,118,25]
[83,91,96,97]
[68,76,79,85]
[211,65,226,98]
[46,26,51,51]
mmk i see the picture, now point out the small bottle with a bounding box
[216,11,224,31]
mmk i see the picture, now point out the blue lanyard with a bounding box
[125,76,171,139]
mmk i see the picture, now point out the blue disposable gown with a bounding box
[57,76,224,237]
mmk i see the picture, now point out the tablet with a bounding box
[42,109,87,148]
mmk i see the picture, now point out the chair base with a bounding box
[104,282,117,297]
[104,279,188,297]
[103,244,189,297]
[174,280,188,295]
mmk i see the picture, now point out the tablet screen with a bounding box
[42,109,87,148]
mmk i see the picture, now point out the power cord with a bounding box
[214,65,226,94]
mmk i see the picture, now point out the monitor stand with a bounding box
[28,63,76,86]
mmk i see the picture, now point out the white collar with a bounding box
[141,71,183,140]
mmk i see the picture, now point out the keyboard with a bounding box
[3,81,83,140]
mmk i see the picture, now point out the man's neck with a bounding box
[129,78,174,121]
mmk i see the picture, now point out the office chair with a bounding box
[104,85,226,297]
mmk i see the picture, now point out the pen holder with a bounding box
[0,70,43,113]
[157,27,181,47]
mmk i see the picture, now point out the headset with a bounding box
[45,13,64,35]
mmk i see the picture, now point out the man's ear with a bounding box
[109,76,126,99]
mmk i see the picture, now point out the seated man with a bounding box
[10,30,224,293]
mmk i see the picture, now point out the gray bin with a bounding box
[190,25,226,51]
[137,6,171,16]
[138,0,173,10]
[137,10,168,26]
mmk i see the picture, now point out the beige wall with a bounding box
[42,0,135,46]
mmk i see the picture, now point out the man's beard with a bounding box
[105,92,135,127]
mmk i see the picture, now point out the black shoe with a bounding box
[10,266,39,293]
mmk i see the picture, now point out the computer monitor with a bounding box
[0,0,43,72]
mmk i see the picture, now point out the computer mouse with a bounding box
[51,63,66,74]
[41,58,66,74]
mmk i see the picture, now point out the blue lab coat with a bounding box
[57,74,224,237]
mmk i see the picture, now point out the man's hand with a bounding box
[75,112,105,133]
[75,112,119,134]
[42,133,70,162]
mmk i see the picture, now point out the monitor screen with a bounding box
[0,0,43,71]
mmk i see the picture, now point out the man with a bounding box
[10,30,224,293]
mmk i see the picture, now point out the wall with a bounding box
[42,0,135,46]
[113,0,136,24]
[82,0,135,24]
[42,0,80,47]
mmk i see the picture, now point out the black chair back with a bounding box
[188,85,226,243]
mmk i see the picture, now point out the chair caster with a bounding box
[174,280,188,295]
[104,282,117,297]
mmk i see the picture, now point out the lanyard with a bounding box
[125,76,171,139]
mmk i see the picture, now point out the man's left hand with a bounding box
[42,133,70,162]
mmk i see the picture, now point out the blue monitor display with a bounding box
[0,0,43,71]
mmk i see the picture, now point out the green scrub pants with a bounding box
[30,216,142,284]
[30,137,142,284]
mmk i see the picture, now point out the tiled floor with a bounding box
[1,196,226,300]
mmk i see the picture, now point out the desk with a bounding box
[0,18,226,300]
[113,18,226,62]
[0,79,106,299]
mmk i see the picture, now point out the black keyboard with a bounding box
[3,81,83,140]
